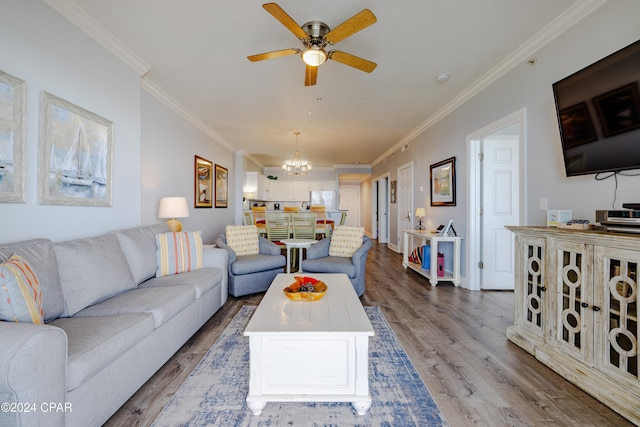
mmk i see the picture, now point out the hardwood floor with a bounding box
[105,241,633,427]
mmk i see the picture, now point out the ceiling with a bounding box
[47,0,593,169]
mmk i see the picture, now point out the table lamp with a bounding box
[415,208,425,230]
[158,197,190,232]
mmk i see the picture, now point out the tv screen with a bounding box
[552,39,640,177]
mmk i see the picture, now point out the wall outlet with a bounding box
[539,197,548,211]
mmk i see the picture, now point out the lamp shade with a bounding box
[415,208,426,218]
[158,197,190,219]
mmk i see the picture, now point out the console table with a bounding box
[506,226,640,424]
[401,230,463,285]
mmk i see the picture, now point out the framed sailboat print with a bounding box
[0,69,26,203]
[38,92,113,206]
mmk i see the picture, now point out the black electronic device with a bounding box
[595,209,640,233]
[622,203,640,210]
[552,39,640,177]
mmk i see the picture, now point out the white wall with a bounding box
[141,91,234,243]
[372,0,640,276]
[0,0,141,241]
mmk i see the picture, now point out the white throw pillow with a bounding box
[329,226,365,257]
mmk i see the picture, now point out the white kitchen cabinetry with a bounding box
[245,172,272,201]
[274,181,309,201]
[309,181,336,192]
[507,227,640,424]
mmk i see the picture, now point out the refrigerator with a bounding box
[310,191,337,210]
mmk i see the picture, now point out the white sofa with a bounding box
[0,224,228,427]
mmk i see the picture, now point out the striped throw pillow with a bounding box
[0,254,44,324]
[155,231,203,277]
[225,225,260,256]
[329,226,365,257]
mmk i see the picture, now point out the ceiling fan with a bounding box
[247,3,377,86]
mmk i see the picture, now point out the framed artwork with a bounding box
[194,155,213,208]
[430,157,456,207]
[390,180,397,203]
[38,92,112,206]
[593,83,640,137]
[215,163,228,208]
[0,69,26,203]
[558,102,597,148]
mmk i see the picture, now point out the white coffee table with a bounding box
[244,273,374,416]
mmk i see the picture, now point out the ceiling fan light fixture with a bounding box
[302,47,327,66]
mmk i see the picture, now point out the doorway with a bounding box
[467,109,524,291]
[372,174,389,244]
[397,162,413,253]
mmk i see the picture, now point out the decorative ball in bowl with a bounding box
[284,276,328,301]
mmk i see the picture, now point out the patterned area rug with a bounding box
[152,306,448,426]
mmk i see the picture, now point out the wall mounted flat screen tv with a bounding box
[553,39,640,177]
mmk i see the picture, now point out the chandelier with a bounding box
[282,132,312,175]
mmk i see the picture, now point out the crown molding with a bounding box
[372,0,607,166]
[42,0,151,76]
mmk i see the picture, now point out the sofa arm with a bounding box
[0,322,67,427]
[258,237,282,256]
[306,238,330,259]
[203,245,229,305]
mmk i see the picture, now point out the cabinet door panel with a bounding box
[518,236,546,337]
[594,246,639,383]
[550,239,593,364]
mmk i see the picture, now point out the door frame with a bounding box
[466,108,526,291]
[372,173,390,244]
[396,162,414,253]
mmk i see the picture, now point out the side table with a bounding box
[281,238,317,273]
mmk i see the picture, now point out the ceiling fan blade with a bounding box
[305,65,318,86]
[324,9,376,44]
[262,3,309,40]
[329,50,377,73]
[247,48,300,62]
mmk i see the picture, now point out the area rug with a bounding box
[152,306,448,427]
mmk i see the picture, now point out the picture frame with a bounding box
[0,69,26,203]
[430,157,456,206]
[215,163,228,208]
[593,83,640,137]
[390,180,397,203]
[558,102,597,148]
[38,92,112,206]
[194,155,213,208]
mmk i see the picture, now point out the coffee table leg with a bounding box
[247,399,266,415]
[352,399,372,415]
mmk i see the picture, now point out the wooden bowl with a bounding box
[283,276,327,301]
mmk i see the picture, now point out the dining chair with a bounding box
[251,206,267,235]
[339,211,347,225]
[291,212,317,239]
[243,211,254,226]
[283,206,300,213]
[310,205,334,239]
[265,212,290,246]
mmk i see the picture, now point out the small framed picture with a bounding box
[194,155,212,208]
[215,163,228,208]
[430,157,456,206]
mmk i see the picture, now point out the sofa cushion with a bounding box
[73,285,196,329]
[0,239,64,321]
[225,225,259,256]
[299,256,357,278]
[115,223,169,284]
[48,313,154,391]
[138,267,222,299]
[155,231,203,277]
[230,253,286,275]
[0,255,44,324]
[54,234,137,317]
[329,226,365,257]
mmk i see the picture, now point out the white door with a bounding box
[481,134,520,289]
[379,176,389,244]
[339,186,360,226]
[397,163,413,252]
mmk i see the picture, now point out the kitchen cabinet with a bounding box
[309,181,336,192]
[245,172,272,201]
[273,181,309,201]
[507,227,640,424]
